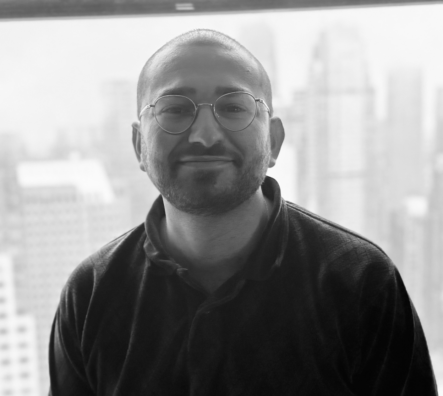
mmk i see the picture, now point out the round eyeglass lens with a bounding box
[214,92,257,131]
[154,95,196,134]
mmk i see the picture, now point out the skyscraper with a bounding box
[389,197,428,320]
[364,119,390,248]
[381,69,426,308]
[300,26,374,235]
[101,80,138,180]
[267,91,306,203]
[237,22,279,99]
[15,157,130,395]
[425,152,443,350]
[100,80,159,227]
[0,133,26,255]
[435,88,443,153]
[385,68,424,213]
[0,254,40,396]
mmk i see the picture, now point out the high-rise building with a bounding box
[382,70,428,342]
[435,88,443,153]
[237,22,279,99]
[101,80,138,178]
[0,133,26,255]
[0,254,39,396]
[266,139,297,203]
[50,125,101,160]
[385,68,424,212]
[100,80,159,227]
[299,26,374,235]
[268,91,306,203]
[425,153,443,350]
[389,197,428,320]
[15,157,131,396]
[364,119,390,248]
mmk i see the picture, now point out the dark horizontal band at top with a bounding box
[0,0,441,20]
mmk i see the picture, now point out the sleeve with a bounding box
[353,263,438,395]
[48,263,96,396]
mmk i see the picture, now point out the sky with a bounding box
[1,3,443,154]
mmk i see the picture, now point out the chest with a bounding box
[82,275,358,396]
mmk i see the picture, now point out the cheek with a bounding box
[141,127,176,163]
[253,123,272,152]
[235,130,270,158]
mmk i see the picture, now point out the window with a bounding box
[1,3,442,394]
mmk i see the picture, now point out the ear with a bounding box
[132,121,146,172]
[268,117,285,168]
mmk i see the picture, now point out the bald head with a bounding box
[136,29,273,116]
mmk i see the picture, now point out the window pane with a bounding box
[0,5,442,394]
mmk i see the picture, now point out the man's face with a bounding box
[134,44,276,216]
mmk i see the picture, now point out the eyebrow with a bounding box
[214,85,250,95]
[157,87,197,97]
[156,85,250,99]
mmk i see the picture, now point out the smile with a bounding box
[178,156,234,168]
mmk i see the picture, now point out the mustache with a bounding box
[171,143,242,163]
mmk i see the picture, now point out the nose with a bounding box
[187,104,224,147]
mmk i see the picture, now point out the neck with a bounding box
[160,189,271,293]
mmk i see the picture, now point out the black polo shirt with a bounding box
[49,177,438,395]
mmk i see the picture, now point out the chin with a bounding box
[149,158,267,216]
[166,181,259,217]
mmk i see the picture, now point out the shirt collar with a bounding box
[143,176,289,280]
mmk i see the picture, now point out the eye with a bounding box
[220,104,247,113]
[159,105,194,116]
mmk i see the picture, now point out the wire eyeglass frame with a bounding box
[138,91,270,134]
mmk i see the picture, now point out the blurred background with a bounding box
[1,2,443,394]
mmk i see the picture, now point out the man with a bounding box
[49,29,438,395]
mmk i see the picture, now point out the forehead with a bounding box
[142,43,264,102]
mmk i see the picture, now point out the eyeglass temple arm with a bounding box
[256,98,270,114]
[139,104,154,120]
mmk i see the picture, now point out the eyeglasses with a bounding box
[138,91,270,134]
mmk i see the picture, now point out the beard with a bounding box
[140,137,271,216]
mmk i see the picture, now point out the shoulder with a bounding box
[279,202,436,393]
[68,222,146,285]
[285,200,389,261]
[281,201,410,335]
[283,200,396,298]
[58,223,147,323]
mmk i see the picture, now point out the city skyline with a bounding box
[0,254,40,396]
[15,158,132,395]
[1,4,443,154]
[1,6,443,393]
[299,25,372,235]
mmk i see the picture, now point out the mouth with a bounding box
[178,156,234,168]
